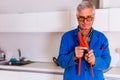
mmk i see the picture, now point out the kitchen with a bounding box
[0,0,120,80]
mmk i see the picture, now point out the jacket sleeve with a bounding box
[58,34,76,68]
[93,35,111,70]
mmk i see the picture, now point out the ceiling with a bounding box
[0,0,82,13]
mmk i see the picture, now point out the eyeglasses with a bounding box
[77,15,94,22]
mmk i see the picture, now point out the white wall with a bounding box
[0,32,64,62]
[1,0,120,13]
[0,0,82,13]
[104,32,120,67]
[0,31,120,67]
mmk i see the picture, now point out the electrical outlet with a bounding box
[115,48,120,53]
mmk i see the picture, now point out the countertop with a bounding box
[104,67,120,78]
[0,62,64,74]
[0,61,120,78]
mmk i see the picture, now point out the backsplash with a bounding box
[106,32,120,67]
[0,32,64,62]
[0,31,120,67]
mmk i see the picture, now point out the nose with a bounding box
[83,19,88,23]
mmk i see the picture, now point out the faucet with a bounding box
[0,49,6,61]
[18,49,25,62]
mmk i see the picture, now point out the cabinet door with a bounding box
[20,72,55,80]
[0,11,71,32]
[93,9,109,31]
[36,11,71,32]
[109,8,120,31]
[54,75,63,80]
[0,14,37,32]
[0,70,21,80]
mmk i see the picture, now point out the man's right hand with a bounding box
[74,46,87,60]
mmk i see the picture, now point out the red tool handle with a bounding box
[83,36,94,77]
[77,31,83,76]
[78,58,81,76]
[78,31,94,77]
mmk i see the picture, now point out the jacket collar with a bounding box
[74,26,80,46]
[89,30,98,49]
[74,26,80,36]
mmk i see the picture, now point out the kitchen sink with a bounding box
[0,61,33,66]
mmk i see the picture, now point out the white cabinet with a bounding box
[21,72,63,80]
[0,10,110,32]
[36,12,71,32]
[0,11,71,32]
[109,8,120,31]
[0,70,63,80]
[0,14,37,32]
[1,9,120,32]
[21,72,54,80]
[0,70,21,80]
[70,11,78,29]
[100,0,110,8]
[70,9,109,31]
[93,9,109,31]
[54,75,63,80]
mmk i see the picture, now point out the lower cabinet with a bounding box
[21,72,63,80]
[21,72,54,80]
[0,70,63,80]
[54,75,63,80]
[0,70,21,80]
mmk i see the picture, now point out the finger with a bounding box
[88,50,93,54]
[84,54,88,61]
[88,57,94,63]
[88,57,93,61]
[88,53,94,58]
[78,49,84,53]
[88,59,93,63]
[88,50,94,57]
[87,56,95,64]
[76,53,83,58]
[85,53,88,56]
[75,51,84,58]
[78,47,88,50]
[75,47,85,53]
[75,50,84,55]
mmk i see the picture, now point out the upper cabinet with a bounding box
[1,8,120,32]
[100,0,120,8]
[36,11,71,32]
[0,13,37,32]
[109,8,120,31]
[70,9,109,31]
[0,11,71,32]
[93,9,109,31]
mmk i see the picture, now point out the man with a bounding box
[57,1,111,80]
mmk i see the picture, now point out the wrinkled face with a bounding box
[77,8,94,30]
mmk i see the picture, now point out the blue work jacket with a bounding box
[58,27,111,80]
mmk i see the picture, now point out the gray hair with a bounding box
[77,1,95,15]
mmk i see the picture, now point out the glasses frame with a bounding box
[77,15,94,23]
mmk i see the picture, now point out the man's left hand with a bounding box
[85,50,95,65]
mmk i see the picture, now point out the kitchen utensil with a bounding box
[53,57,59,66]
